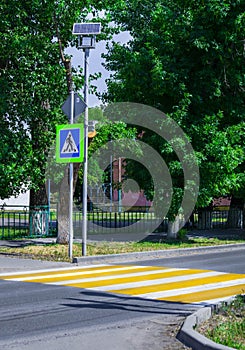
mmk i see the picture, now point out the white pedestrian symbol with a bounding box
[61,131,78,154]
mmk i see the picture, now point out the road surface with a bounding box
[0,246,244,350]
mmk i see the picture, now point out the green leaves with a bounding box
[103,0,245,211]
[0,0,111,201]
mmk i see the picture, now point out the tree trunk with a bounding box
[56,163,82,244]
[29,184,48,207]
[167,216,180,239]
[227,196,244,229]
[56,165,70,244]
[29,184,49,236]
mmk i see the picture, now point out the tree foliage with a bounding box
[74,119,137,201]
[0,0,108,202]
[1,0,244,240]
[103,0,245,211]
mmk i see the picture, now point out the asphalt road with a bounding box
[0,277,194,350]
[0,245,244,350]
[124,246,245,274]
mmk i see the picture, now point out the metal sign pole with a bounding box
[69,88,74,260]
[82,48,89,256]
[72,22,101,257]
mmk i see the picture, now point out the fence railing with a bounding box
[73,211,168,238]
[196,209,244,230]
[0,205,244,240]
[0,205,56,239]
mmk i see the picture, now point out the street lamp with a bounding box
[73,22,101,256]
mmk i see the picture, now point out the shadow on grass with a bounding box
[139,229,245,244]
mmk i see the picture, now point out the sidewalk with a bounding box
[0,228,244,266]
[0,254,71,273]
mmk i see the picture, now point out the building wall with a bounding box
[0,191,30,209]
[112,158,152,209]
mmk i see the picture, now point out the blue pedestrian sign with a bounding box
[56,124,84,163]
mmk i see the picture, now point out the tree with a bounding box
[102,0,245,235]
[0,0,79,201]
[75,114,138,202]
[0,0,113,242]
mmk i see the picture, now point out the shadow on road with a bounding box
[62,289,197,317]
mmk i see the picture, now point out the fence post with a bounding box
[227,208,243,229]
[197,210,213,229]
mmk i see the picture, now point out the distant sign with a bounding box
[56,124,84,163]
[61,93,87,121]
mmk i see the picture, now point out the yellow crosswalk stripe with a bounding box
[3,265,162,282]
[107,273,245,296]
[160,284,245,304]
[0,264,244,305]
[1,264,144,280]
[63,269,212,289]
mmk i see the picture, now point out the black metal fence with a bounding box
[196,209,244,230]
[73,211,168,238]
[0,205,244,240]
[0,205,56,239]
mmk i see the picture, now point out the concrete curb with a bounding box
[73,243,245,264]
[177,304,236,350]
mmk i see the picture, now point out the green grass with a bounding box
[0,235,244,262]
[199,295,245,349]
[209,321,245,349]
[0,228,29,239]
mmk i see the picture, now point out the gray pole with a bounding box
[82,48,89,256]
[47,178,51,217]
[69,88,74,259]
[110,152,113,212]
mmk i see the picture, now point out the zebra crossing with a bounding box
[0,264,245,305]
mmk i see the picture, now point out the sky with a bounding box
[66,31,130,107]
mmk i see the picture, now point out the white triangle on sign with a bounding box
[61,131,78,154]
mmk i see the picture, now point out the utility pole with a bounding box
[68,88,74,259]
[82,48,89,256]
[72,22,101,256]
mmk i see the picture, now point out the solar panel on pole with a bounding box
[72,23,101,35]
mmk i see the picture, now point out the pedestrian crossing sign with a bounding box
[56,124,84,163]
